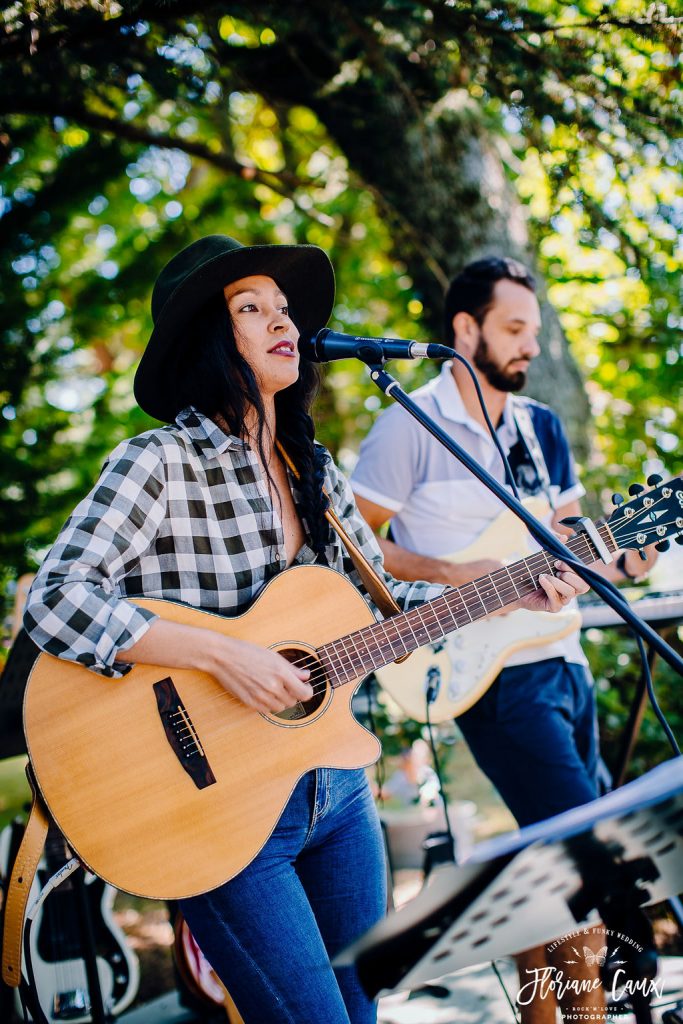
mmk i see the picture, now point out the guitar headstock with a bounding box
[607,476,683,553]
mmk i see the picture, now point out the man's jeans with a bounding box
[179,767,386,1024]
[458,658,600,827]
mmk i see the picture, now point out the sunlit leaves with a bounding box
[0,1,681,640]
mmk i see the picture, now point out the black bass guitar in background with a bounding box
[0,819,138,1022]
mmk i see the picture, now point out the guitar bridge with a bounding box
[153,678,216,790]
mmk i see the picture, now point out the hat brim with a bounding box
[134,244,335,422]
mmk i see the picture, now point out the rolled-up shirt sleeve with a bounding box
[24,438,167,676]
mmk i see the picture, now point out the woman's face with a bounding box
[224,275,300,397]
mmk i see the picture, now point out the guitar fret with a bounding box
[326,640,357,685]
[514,560,538,593]
[405,609,433,647]
[504,565,522,599]
[322,640,346,680]
[346,631,370,675]
[421,601,447,640]
[473,576,504,613]
[371,617,409,663]
[360,618,397,667]
[318,650,343,688]
[402,612,423,650]
[460,581,487,618]
[445,587,473,626]
[357,622,386,666]
[389,619,411,660]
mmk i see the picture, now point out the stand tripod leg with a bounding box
[613,643,659,789]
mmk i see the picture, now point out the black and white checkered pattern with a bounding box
[25,407,443,676]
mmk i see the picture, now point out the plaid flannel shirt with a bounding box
[25,407,444,676]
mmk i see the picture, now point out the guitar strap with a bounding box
[1,763,49,988]
[511,399,555,510]
[276,442,410,662]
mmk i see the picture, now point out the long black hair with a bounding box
[175,292,331,559]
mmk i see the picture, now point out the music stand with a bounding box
[337,757,683,1023]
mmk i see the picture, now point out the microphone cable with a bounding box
[423,667,457,869]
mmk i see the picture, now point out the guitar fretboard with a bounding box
[319,523,616,687]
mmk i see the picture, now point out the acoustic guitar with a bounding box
[373,496,583,723]
[22,479,682,899]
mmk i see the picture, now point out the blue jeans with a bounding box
[457,658,600,827]
[178,768,386,1024]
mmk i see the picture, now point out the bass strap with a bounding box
[511,398,555,510]
[1,763,49,988]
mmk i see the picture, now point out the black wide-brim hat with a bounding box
[134,234,335,422]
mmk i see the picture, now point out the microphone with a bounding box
[300,328,453,363]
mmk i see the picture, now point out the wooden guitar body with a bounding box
[24,566,379,900]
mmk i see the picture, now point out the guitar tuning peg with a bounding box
[655,540,670,552]
[676,535,683,546]
[628,483,645,496]
[638,548,648,561]
[647,474,663,487]
[611,493,624,506]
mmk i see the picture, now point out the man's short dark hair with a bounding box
[443,257,536,344]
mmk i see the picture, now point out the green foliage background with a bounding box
[1,1,681,776]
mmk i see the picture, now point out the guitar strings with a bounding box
[168,500,679,734]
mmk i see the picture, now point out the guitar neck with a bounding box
[320,520,616,687]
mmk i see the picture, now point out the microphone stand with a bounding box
[361,355,683,679]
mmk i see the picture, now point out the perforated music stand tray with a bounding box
[337,757,683,998]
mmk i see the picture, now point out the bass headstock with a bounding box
[607,476,683,554]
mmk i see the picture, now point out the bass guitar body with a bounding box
[374,498,580,723]
[24,566,380,901]
[0,822,138,1022]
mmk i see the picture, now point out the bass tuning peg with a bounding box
[647,473,663,487]
[628,483,645,496]
[611,493,624,506]
[655,540,670,553]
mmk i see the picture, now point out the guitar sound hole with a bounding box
[273,649,328,722]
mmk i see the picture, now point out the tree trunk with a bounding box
[311,85,591,457]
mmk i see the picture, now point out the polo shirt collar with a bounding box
[433,360,515,424]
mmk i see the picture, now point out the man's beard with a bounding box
[473,331,527,392]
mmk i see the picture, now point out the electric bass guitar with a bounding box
[0,820,138,1022]
[22,478,683,900]
[374,496,583,723]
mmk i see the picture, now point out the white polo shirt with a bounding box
[351,362,587,667]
